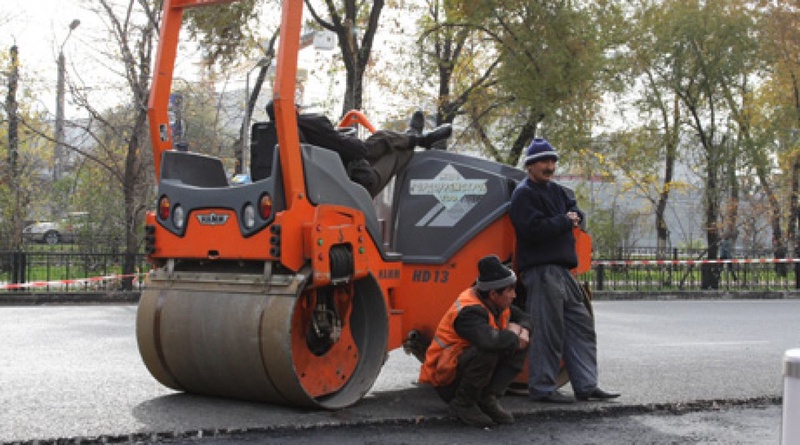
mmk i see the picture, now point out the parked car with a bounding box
[22,212,88,245]
[23,221,75,245]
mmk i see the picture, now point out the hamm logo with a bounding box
[196,213,229,226]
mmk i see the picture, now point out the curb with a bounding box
[592,290,800,301]
[1,396,780,445]
[0,291,140,305]
[2,291,800,305]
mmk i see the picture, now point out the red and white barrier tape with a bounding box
[593,258,800,267]
[2,258,797,289]
[0,273,144,290]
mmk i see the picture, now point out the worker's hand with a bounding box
[566,211,581,227]
[507,322,530,350]
[517,328,530,350]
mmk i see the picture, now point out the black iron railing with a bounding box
[587,258,800,291]
[0,250,148,292]
[2,247,798,293]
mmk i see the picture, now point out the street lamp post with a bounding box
[54,19,80,182]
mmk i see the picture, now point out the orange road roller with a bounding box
[136,0,591,409]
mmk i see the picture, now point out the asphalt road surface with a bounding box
[162,403,783,444]
[0,299,796,444]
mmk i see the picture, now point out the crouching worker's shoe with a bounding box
[478,394,515,424]
[448,397,496,428]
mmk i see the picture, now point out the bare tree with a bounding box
[305,0,385,117]
[64,0,159,289]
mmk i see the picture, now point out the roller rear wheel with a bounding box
[136,266,388,409]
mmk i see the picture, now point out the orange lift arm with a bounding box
[271,1,308,210]
[147,0,240,181]
[148,0,308,211]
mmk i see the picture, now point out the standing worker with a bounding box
[509,138,620,404]
[419,255,532,427]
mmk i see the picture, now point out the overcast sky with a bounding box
[2,0,325,120]
[3,0,105,115]
[1,0,429,127]
[4,0,89,75]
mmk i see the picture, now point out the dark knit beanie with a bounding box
[524,138,559,165]
[476,255,516,291]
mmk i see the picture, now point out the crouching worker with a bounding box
[419,255,531,427]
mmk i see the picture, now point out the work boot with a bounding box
[418,124,452,149]
[478,393,515,424]
[448,396,496,428]
[406,110,425,135]
[575,387,621,401]
[504,381,529,396]
[530,389,576,404]
[429,138,448,150]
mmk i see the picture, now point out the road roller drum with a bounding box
[136,267,388,409]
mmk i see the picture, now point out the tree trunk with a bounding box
[6,46,22,254]
[306,0,384,117]
[655,93,680,259]
[702,152,721,290]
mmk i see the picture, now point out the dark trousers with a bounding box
[524,264,598,397]
[364,131,414,197]
[435,345,526,403]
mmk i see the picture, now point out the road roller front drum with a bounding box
[136,266,389,409]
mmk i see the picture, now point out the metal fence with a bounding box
[587,260,800,291]
[582,246,799,291]
[594,246,776,262]
[0,250,148,292]
[2,246,797,293]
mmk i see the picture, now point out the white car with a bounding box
[23,220,79,245]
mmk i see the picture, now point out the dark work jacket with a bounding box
[296,113,368,163]
[419,288,531,386]
[295,113,378,191]
[453,297,532,353]
[509,177,583,272]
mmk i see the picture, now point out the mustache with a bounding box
[543,169,555,175]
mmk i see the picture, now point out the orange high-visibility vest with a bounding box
[418,288,510,387]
